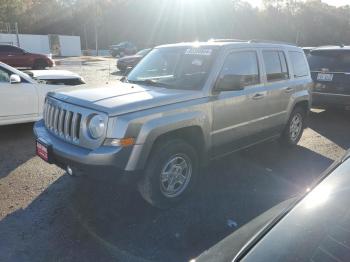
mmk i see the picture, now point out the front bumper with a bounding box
[312,92,350,110]
[33,120,136,178]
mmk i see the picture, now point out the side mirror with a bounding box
[125,67,133,75]
[10,74,21,84]
[215,74,245,92]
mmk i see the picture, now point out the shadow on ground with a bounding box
[0,143,332,262]
[0,123,35,179]
[0,110,348,261]
[308,110,350,150]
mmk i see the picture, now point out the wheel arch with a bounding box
[124,112,210,171]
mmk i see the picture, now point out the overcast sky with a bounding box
[245,0,350,7]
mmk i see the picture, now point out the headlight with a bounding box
[88,115,105,139]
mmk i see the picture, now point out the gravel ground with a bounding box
[0,57,349,262]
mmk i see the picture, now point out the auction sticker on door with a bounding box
[317,73,333,81]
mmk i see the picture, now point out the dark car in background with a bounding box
[195,150,350,262]
[307,46,350,110]
[109,41,137,57]
[302,47,314,55]
[0,44,54,69]
[116,48,151,72]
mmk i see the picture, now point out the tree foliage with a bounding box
[0,0,350,48]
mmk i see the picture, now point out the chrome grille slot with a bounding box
[75,113,82,139]
[53,107,60,134]
[64,111,73,139]
[58,109,66,137]
[49,104,55,130]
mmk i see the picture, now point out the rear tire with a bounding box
[33,60,47,70]
[280,106,306,146]
[138,139,198,209]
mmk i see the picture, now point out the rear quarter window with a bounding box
[262,50,289,82]
[289,51,309,78]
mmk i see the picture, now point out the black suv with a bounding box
[307,46,350,110]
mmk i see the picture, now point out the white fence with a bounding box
[58,35,81,57]
[0,33,81,56]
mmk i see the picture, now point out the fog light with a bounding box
[67,166,73,176]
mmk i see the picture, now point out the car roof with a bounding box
[156,40,301,51]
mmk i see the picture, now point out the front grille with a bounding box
[44,101,82,143]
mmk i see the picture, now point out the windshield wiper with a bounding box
[128,79,172,88]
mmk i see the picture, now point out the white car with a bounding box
[0,62,79,126]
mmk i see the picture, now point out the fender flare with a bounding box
[124,111,210,171]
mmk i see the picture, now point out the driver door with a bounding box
[0,66,38,121]
[211,50,269,157]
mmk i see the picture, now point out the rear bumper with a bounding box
[33,120,138,179]
[312,92,350,110]
[116,61,128,71]
[47,58,55,67]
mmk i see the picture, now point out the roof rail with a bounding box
[208,38,297,46]
[248,39,297,46]
[208,38,248,43]
[311,44,347,51]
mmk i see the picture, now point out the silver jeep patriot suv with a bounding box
[34,40,312,208]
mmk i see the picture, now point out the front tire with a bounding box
[33,60,47,69]
[138,139,198,209]
[280,106,306,146]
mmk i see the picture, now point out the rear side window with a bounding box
[0,67,10,83]
[289,51,309,77]
[307,51,350,73]
[263,51,289,82]
[0,45,22,53]
[219,51,260,88]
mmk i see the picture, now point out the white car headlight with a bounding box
[88,115,106,139]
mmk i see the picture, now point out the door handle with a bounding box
[252,93,265,100]
[284,87,294,93]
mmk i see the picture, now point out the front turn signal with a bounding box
[104,138,135,147]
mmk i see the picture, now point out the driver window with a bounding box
[0,68,10,83]
[219,51,260,88]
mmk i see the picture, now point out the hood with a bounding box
[119,55,142,62]
[48,82,204,116]
[28,70,81,80]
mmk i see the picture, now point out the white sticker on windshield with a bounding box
[192,59,203,66]
[185,48,212,56]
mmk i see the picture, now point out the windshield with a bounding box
[127,47,217,90]
[242,158,350,262]
[136,49,151,56]
[307,51,350,72]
